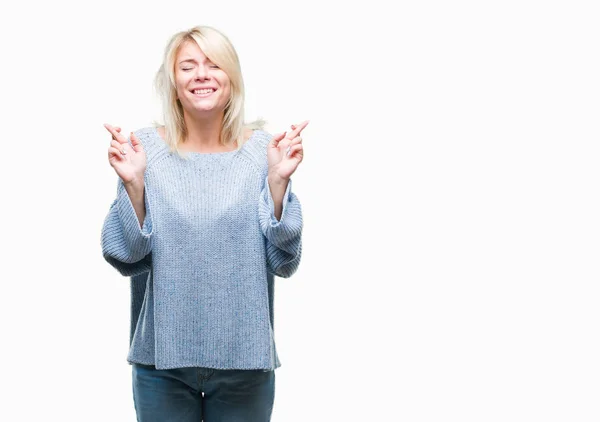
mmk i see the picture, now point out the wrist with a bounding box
[268,171,288,187]
[123,177,144,192]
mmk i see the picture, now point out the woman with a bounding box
[101,25,307,421]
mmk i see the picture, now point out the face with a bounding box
[174,40,231,117]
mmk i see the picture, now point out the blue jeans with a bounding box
[132,363,275,421]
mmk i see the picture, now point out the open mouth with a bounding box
[190,88,216,97]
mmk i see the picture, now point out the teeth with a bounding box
[194,89,214,94]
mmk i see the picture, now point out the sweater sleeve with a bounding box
[101,178,153,276]
[259,175,303,278]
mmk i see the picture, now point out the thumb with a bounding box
[130,132,144,153]
[269,131,286,148]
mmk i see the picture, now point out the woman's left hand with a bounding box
[267,120,309,181]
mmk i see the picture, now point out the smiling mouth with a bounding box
[191,88,216,96]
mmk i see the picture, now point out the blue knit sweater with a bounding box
[100,127,303,370]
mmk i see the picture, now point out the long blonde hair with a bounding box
[154,25,264,157]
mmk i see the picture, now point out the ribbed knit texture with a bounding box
[100,127,303,370]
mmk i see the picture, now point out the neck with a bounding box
[182,111,230,151]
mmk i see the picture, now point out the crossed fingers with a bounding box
[283,120,308,156]
[104,123,129,155]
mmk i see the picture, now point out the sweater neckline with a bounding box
[151,127,257,160]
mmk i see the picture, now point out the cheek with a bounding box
[175,74,190,97]
[176,83,189,100]
[217,73,231,89]
[220,79,232,97]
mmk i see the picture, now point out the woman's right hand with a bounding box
[104,123,147,185]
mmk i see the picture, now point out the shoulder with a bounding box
[131,126,157,146]
[243,129,273,161]
[243,127,254,142]
[236,129,273,174]
[133,125,160,139]
[246,129,273,149]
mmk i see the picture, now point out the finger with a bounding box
[269,131,287,148]
[288,136,302,145]
[116,127,121,132]
[104,123,115,139]
[104,123,119,139]
[286,120,309,139]
[104,123,128,144]
[111,139,127,155]
[130,132,144,152]
[286,144,303,158]
[108,146,125,161]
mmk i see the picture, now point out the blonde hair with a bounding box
[154,25,264,158]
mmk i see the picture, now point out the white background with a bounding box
[1,0,599,421]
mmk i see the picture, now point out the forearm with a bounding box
[124,180,146,228]
[267,172,289,221]
[260,173,303,277]
[101,177,153,272]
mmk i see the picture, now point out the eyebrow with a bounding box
[178,58,214,65]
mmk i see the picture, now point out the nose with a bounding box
[195,64,210,81]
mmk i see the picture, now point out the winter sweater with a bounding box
[100,127,303,370]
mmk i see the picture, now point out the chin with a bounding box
[189,105,225,115]
[196,102,221,110]
[193,98,222,109]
